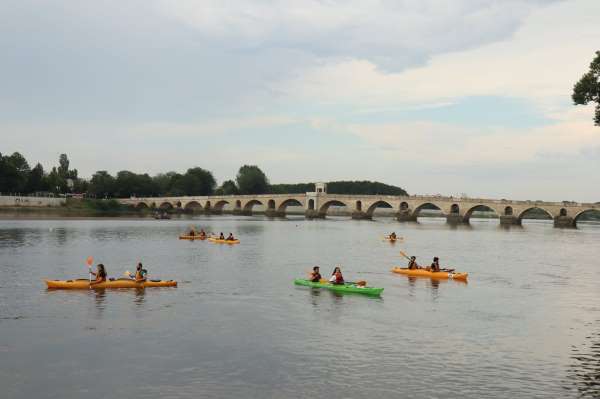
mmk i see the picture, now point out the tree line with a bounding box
[0,153,408,198]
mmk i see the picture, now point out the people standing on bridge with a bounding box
[430,257,441,272]
[309,266,322,282]
[408,256,419,270]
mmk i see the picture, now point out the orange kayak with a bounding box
[391,267,468,281]
[179,235,206,240]
[208,237,240,244]
[46,278,177,289]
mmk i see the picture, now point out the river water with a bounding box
[0,215,599,398]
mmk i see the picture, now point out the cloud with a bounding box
[157,0,561,70]
[273,0,599,114]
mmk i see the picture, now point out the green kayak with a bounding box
[294,279,384,296]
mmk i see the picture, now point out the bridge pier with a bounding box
[553,216,575,228]
[304,210,324,219]
[446,214,468,225]
[265,209,285,218]
[500,215,521,226]
[396,211,417,222]
[351,211,371,220]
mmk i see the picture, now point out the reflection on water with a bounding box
[566,325,600,397]
[0,217,599,399]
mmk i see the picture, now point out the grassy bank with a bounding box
[0,198,145,218]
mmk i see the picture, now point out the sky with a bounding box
[1,0,599,202]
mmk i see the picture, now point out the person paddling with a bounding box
[329,266,345,285]
[389,232,397,240]
[199,229,206,238]
[219,232,225,240]
[408,256,419,270]
[225,233,235,241]
[89,264,107,286]
[309,266,322,282]
[134,262,147,282]
[430,257,441,272]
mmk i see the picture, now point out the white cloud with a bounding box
[157,0,560,69]
[273,0,600,113]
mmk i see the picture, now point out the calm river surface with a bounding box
[1,216,599,398]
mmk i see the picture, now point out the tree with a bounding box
[236,165,269,194]
[0,152,30,193]
[220,180,239,195]
[88,171,116,198]
[57,154,69,178]
[573,50,600,126]
[25,163,46,193]
[172,167,216,196]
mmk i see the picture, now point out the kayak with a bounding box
[208,237,240,244]
[46,278,178,289]
[384,237,398,242]
[179,235,206,240]
[391,267,468,281]
[294,279,383,296]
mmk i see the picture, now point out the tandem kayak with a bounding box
[294,279,383,296]
[208,237,240,244]
[391,267,468,281]
[179,235,206,240]
[46,278,178,289]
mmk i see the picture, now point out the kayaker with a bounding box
[199,229,206,237]
[389,232,397,240]
[226,233,235,241]
[89,264,107,286]
[309,266,322,282]
[408,256,419,270]
[329,266,344,285]
[219,232,225,240]
[430,257,441,272]
[188,229,196,236]
[134,262,147,282]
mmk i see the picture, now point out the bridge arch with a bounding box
[365,200,394,217]
[213,200,230,212]
[412,202,443,220]
[235,200,242,209]
[159,202,174,210]
[517,207,553,223]
[243,199,263,214]
[175,201,182,209]
[204,201,211,211]
[573,209,600,227]
[135,202,149,210]
[277,198,303,213]
[267,199,276,210]
[356,200,362,212]
[464,204,500,223]
[504,206,513,216]
[318,200,350,217]
[450,204,460,214]
[308,199,315,210]
[184,201,203,212]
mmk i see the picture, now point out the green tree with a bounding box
[0,152,31,193]
[220,180,239,195]
[573,50,600,126]
[236,165,269,194]
[172,167,216,196]
[25,163,46,193]
[57,154,69,178]
[88,171,116,198]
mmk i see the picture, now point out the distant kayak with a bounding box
[208,237,240,244]
[391,267,468,281]
[179,235,206,240]
[294,279,383,296]
[46,278,177,289]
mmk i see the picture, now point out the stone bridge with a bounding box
[119,191,600,228]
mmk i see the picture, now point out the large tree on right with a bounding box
[573,50,600,126]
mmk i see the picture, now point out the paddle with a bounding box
[86,256,94,282]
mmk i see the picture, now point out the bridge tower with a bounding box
[305,182,327,218]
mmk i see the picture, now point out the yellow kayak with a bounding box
[46,278,178,289]
[208,237,240,244]
[179,235,206,240]
[391,267,468,281]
